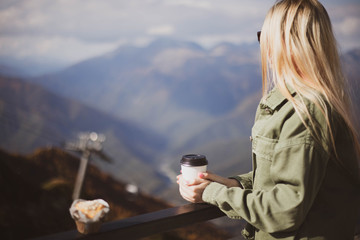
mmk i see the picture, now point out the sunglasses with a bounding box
[257,31,261,43]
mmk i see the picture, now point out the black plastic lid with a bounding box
[180,154,208,166]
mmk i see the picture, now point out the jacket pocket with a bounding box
[252,135,278,162]
[251,135,278,190]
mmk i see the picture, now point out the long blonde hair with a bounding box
[260,0,360,160]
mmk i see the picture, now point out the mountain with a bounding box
[30,39,262,151]
[0,76,169,194]
[2,40,360,204]
[0,147,230,240]
[0,65,28,78]
[22,39,262,203]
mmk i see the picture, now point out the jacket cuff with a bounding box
[202,182,225,205]
[229,175,252,189]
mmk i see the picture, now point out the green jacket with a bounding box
[202,87,360,240]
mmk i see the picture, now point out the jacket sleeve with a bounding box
[202,106,331,233]
[203,140,329,233]
[229,171,253,189]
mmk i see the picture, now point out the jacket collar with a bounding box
[261,86,297,111]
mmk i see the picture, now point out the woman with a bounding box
[177,0,360,239]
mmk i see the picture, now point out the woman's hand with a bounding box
[177,174,211,203]
[199,171,241,188]
[176,171,241,203]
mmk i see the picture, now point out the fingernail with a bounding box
[199,172,204,178]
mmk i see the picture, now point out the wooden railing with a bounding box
[29,202,360,240]
[32,203,229,240]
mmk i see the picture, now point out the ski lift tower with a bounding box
[65,132,110,200]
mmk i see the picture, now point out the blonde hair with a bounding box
[260,0,360,160]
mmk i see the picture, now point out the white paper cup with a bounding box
[180,154,208,182]
[181,165,207,182]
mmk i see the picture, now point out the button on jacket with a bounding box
[202,87,360,240]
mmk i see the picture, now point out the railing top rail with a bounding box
[31,203,226,240]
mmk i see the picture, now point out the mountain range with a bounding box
[0,76,170,194]
[1,39,359,204]
[30,39,261,150]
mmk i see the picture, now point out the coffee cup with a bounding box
[180,154,208,182]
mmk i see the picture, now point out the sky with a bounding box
[0,0,359,75]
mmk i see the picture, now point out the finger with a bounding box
[179,186,190,202]
[177,174,187,184]
[201,172,226,184]
[179,181,196,202]
[187,181,209,201]
[186,177,208,186]
[178,176,208,203]
[178,176,191,190]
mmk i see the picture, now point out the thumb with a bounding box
[200,171,227,184]
[187,177,206,186]
[199,171,216,180]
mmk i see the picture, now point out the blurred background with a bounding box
[0,0,359,239]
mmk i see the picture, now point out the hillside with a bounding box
[0,76,169,194]
[0,147,230,240]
